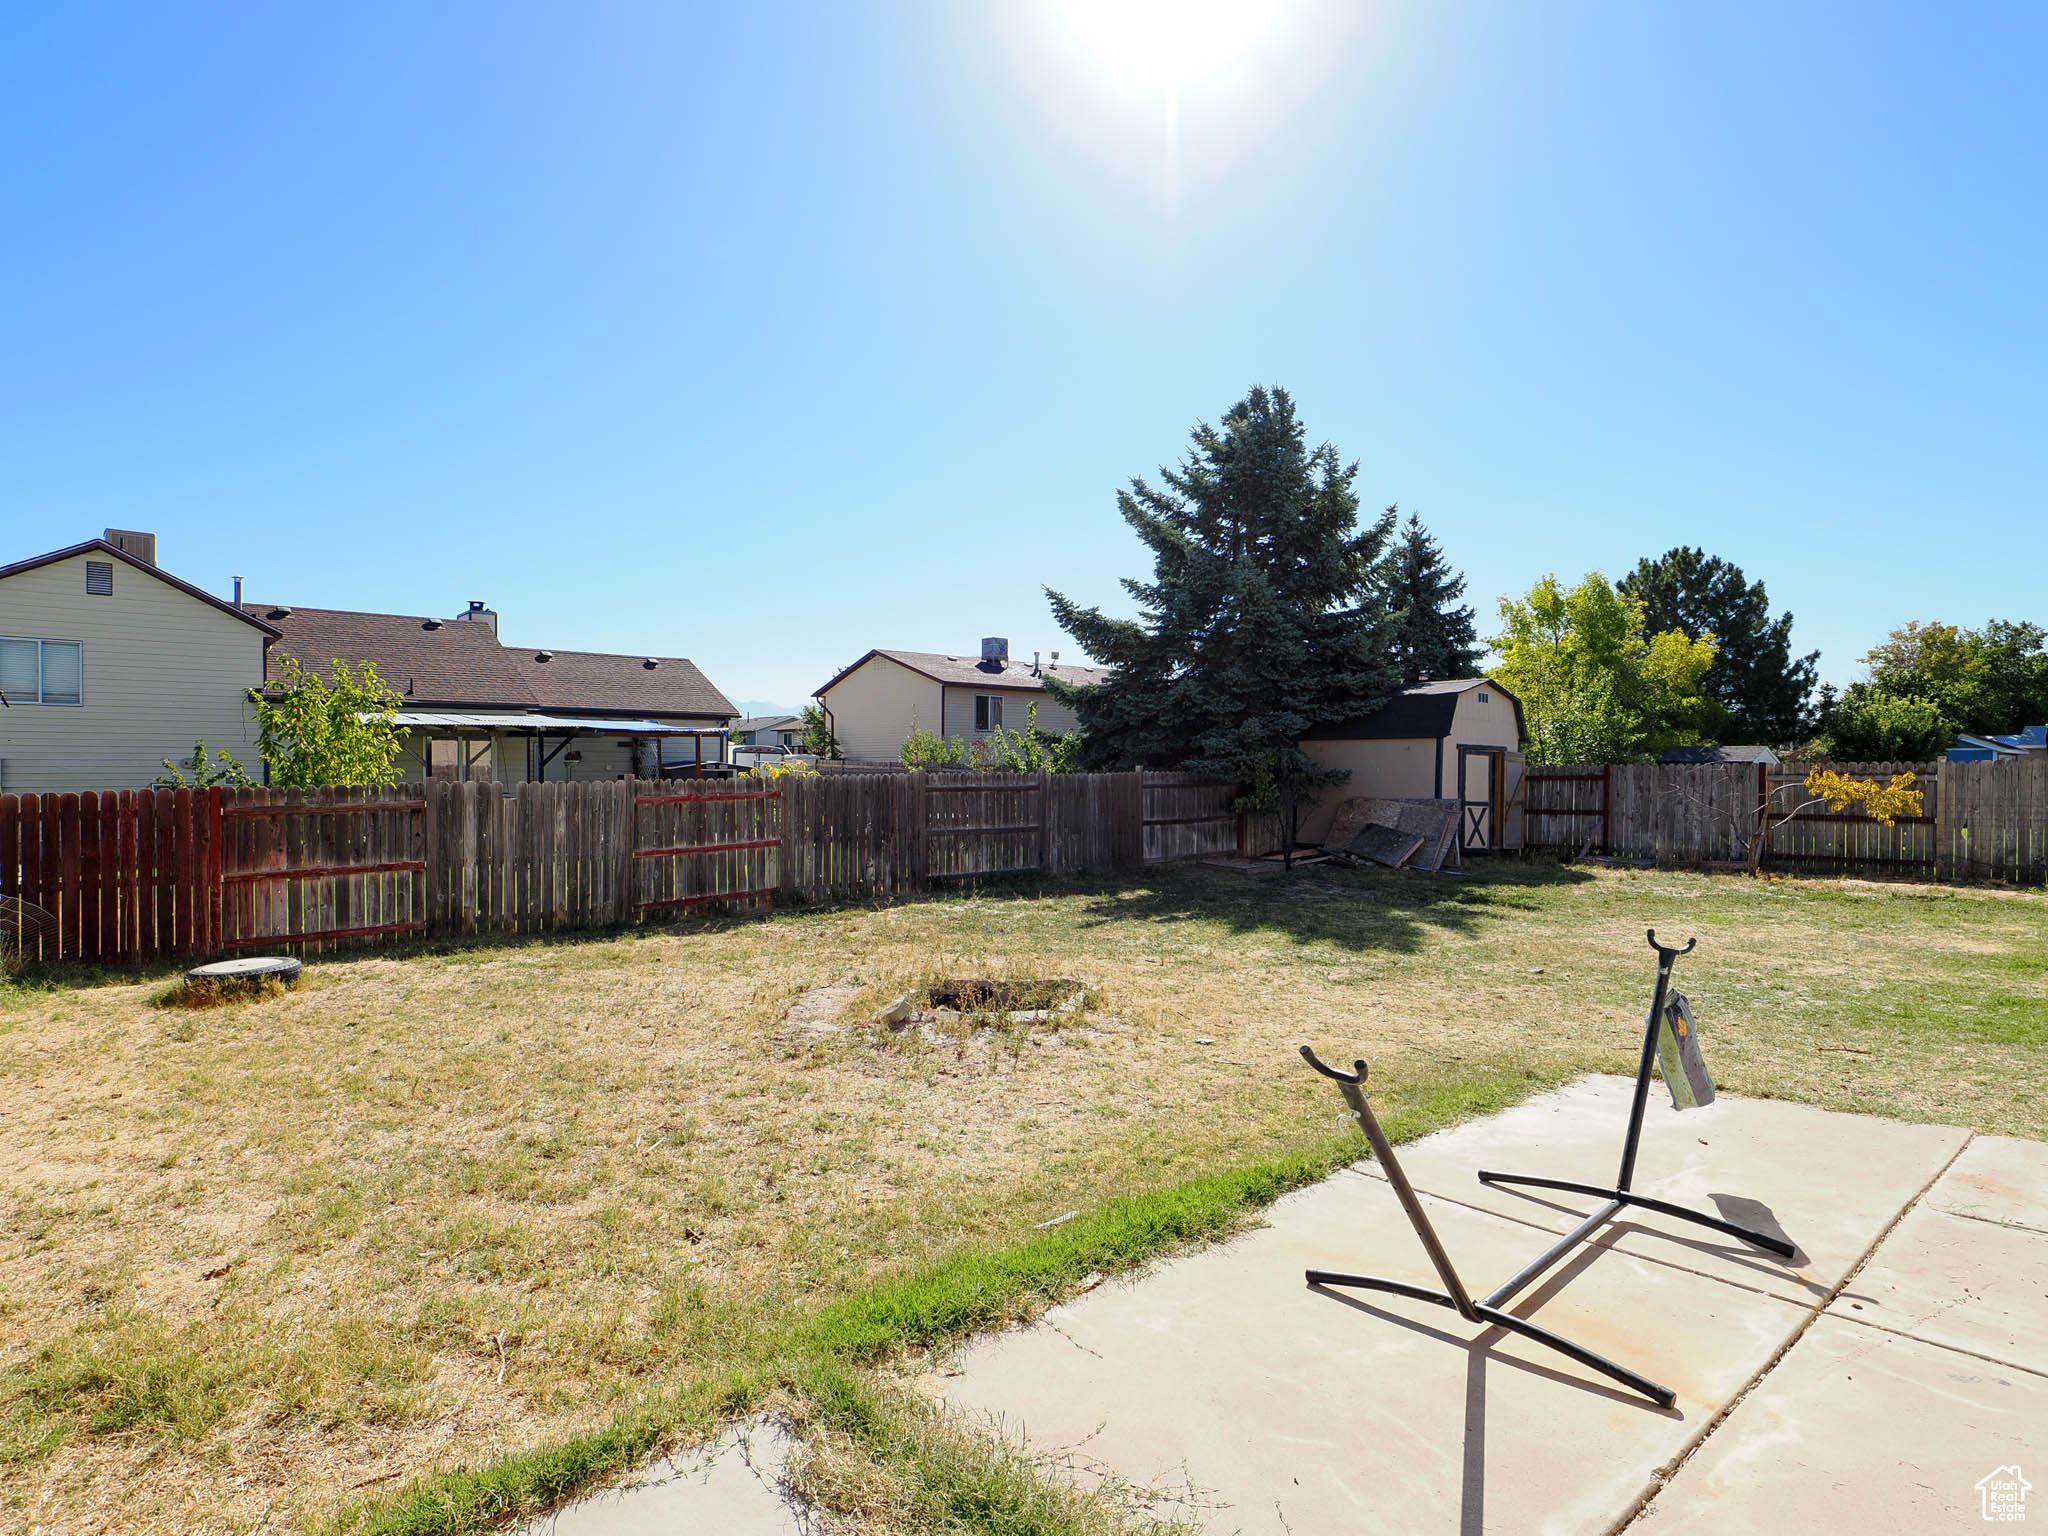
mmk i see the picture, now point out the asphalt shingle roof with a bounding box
[247,605,734,718]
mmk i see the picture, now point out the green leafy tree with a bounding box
[1379,509,1481,685]
[1491,573,1722,763]
[252,656,406,787]
[798,703,842,760]
[158,738,254,789]
[1620,547,1818,744]
[1817,691,1951,761]
[898,723,966,770]
[1045,386,1400,856]
[1818,620,2048,758]
[988,702,1081,773]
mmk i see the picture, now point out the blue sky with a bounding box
[3,3,2042,712]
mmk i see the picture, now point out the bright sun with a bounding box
[1049,0,1279,94]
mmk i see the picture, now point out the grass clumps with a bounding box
[789,1363,1185,1536]
[153,970,300,1009]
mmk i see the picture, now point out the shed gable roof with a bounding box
[1302,678,1525,744]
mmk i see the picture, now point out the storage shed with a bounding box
[1300,679,1527,850]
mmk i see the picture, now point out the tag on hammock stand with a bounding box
[1656,991,1716,1109]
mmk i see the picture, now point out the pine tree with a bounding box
[1380,509,1481,685]
[1619,548,1817,744]
[1044,387,1400,851]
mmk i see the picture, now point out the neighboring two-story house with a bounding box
[813,639,1105,763]
[0,532,277,792]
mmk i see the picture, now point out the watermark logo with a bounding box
[1977,1465,2030,1522]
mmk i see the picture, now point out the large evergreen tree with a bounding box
[1044,386,1400,843]
[1619,547,1817,744]
[1379,509,1481,685]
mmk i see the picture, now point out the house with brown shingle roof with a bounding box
[248,598,738,784]
[813,638,1106,763]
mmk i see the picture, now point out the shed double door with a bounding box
[1457,746,1526,852]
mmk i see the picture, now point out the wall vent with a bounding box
[85,560,114,596]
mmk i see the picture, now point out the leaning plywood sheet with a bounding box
[1322,797,1461,872]
[1346,822,1426,869]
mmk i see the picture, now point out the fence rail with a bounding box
[7,757,2044,966]
[0,769,1238,964]
[1522,757,2046,883]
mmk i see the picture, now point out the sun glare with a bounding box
[1049,0,1281,94]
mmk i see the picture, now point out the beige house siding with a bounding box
[1299,740,1440,842]
[936,684,1081,752]
[393,730,714,787]
[0,551,266,793]
[1298,683,1524,843]
[819,657,944,763]
[1449,686,1521,751]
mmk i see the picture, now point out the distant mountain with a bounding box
[732,699,804,720]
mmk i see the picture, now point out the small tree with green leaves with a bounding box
[252,656,406,787]
[798,703,843,760]
[988,702,1081,773]
[898,724,966,770]
[158,738,254,789]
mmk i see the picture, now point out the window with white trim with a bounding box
[0,637,83,705]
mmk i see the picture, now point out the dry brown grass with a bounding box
[0,862,2042,1532]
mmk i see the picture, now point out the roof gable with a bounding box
[1,540,280,635]
[1303,679,1523,743]
[816,648,1109,696]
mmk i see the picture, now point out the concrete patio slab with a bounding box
[936,1084,1972,1535]
[516,1419,823,1536]
[1632,1316,2046,1533]
[1355,1075,1969,1309]
[1824,1135,2048,1372]
[939,1158,1814,1534]
[1636,1132,2048,1534]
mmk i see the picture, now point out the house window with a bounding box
[85,560,114,596]
[1477,691,1490,703]
[974,695,1003,732]
[0,637,83,705]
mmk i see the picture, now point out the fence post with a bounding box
[1037,770,1053,874]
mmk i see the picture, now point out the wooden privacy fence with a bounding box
[1523,757,2048,882]
[0,769,1250,964]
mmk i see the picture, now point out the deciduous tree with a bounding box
[1490,573,1721,763]
[252,656,405,787]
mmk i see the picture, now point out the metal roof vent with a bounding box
[980,637,1009,665]
[421,618,443,630]
[267,607,291,620]
[643,657,660,669]
[535,650,553,663]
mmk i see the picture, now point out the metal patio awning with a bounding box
[385,711,727,736]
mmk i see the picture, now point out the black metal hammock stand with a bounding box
[1299,929,1797,1409]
